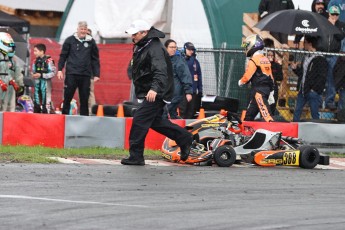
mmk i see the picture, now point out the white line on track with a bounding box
[0,195,149,208]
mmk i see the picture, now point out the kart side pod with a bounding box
[252,145,329,169]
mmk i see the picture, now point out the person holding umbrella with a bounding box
[258,0,295,45]
[239,34,275,122]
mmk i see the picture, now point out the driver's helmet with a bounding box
[242,34,264,57]
[0,32,16,57]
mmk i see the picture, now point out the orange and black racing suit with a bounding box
[239,52,274,122]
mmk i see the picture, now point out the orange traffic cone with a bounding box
[117,104,124,117]
[96,105,104,117]
[197,108,205,119]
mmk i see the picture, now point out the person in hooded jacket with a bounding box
[163,39,192,119]
[121,20,193,166]
[294,0,330,48]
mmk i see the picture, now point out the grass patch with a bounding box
[0,145,162,163]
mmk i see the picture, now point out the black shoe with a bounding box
[121,157,145,166]
[180,143,192,161]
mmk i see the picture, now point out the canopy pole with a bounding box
[55,0,74,42]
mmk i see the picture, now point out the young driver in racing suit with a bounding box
[239,34,275,122]
[32,43,56,113]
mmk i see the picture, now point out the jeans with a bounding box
[325,56,338,106]
[338,88,345,110]
[163,95,183,119]
[293,90,322,122]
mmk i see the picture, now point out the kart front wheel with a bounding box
[214,145,236,167]
[299,145,320,169]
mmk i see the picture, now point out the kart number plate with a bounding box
[282,151,299,166]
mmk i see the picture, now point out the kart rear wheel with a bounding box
[299,145,320,169]
[214,145,236,167]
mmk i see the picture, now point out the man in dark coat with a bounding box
[121,20,193,166]
[57,21,100,116]
[291,36,328,121]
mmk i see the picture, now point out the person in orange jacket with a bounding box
[239,34,275,122]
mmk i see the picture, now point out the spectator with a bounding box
[87,28,97,114]
[312,0,330,18]
[258,0,294,45]
[294,0,329,48]
[57,21,100,116]
[264,38,283,115]
[121,19,193,166]
[333,54,345,110]
[239,34,275,122]
[291,35,328,122]
[31,43,56,113]
[328,0,345,23]
[0,32,23,112]
[179,42,203,119]
[324,5,345,109]
[163,39,192,119]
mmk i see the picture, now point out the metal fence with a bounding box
[196,48,345,122]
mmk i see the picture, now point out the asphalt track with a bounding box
[1,161,345,230]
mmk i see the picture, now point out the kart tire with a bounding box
[214,145,236,167]
[298,145,320,169]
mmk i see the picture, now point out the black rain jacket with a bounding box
[131,27,174,101]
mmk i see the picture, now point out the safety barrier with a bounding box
[0,112,344,153]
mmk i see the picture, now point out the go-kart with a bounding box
[161,112,330,169]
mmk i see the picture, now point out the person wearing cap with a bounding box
[57,21,100,116]
[328,0,345,23]
[323,5,345,109]
[179,42,203,119]
[121,19,193,166]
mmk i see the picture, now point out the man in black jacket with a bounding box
[121,20,193,166]
[291,36,328,122]
[57,21,100,116]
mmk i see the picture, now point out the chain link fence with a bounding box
[196,47,345,122]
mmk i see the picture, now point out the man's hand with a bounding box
[145,89,157,102]
[57,71,64,80]
[329,18,336,25]
[186,94,192,102]
[94,76,100,82]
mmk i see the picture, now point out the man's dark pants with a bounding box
[129,99,192,160]
[62,74,91,116]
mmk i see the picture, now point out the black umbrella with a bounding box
[255,9,341,36]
